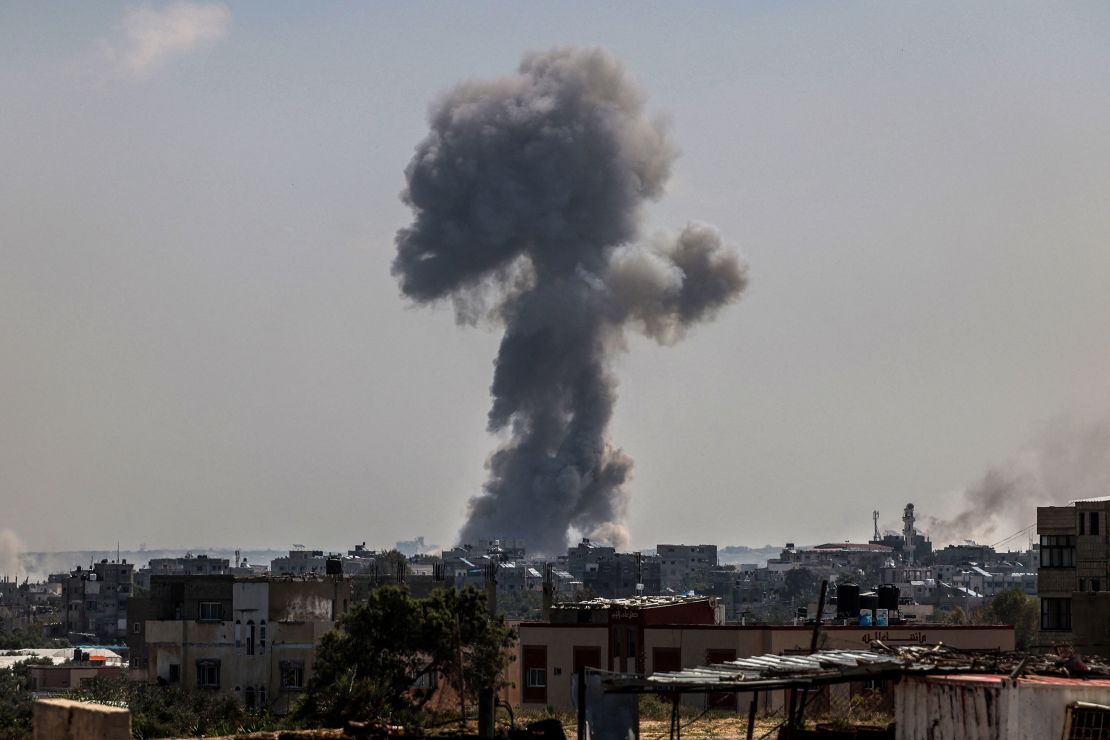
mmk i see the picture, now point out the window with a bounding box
[1092,512,1100,537]
[1093,579,1101,592]
[132,622,141,635]
[1080,512,1086,536]
[246,620,256,655]
[1042,597,1072,631]
[196,660,221,688]
[259,621,266,653]
[258,686,266,710]
[522,645,547,704]
[1041,536,1076,568]
[244,686,255,709]
[168,664,180,683]
[199,602,224,621]
[1064,700,1110,739]
[235,620,241,649]
[280,661,305,690]
[526,668,546,688]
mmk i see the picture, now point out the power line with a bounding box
[989,523,1036,549]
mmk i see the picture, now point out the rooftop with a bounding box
[604,643,1110,695]
[551,595,712,611]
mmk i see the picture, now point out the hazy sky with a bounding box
[3,2,1110,554]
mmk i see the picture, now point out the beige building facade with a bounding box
[142,575,351,714]
[505,622,1015,712]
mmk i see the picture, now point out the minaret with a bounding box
[902,503,916,564]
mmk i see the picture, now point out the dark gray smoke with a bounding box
[927,412,1110,546]
[393,48,748,554]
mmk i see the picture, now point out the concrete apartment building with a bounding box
[271,546,385,577]
[134,554,232,590]
[560,539,661,597]
[134,575,353,714]
[767,542,893,575]
[953,566,1037,598]
[1037,499,1110,653]
[657,544,717,590]
[506,595,1014,713]
[62,560,134,643]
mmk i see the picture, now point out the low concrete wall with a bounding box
[33,698,130,740]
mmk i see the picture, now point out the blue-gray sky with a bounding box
[3,2,1110,554]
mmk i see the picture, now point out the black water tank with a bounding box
[860,593,879,615]
[325,557,343,576]
[836,583,860,619]
[878,585,899,612]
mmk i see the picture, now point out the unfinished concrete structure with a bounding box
[1037,498,1110,654]
[138,574,352,714]
[61,559,133,643]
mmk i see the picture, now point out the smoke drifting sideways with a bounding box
[927,413,1110,546]
[392,48,748,554]
[0,528,24,580]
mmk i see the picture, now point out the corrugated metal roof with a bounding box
[551,594,711,610]
[929,674,1110,688]
[603,644,1110,695]
[644,649,905,686]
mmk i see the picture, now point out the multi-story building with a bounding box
[1036,499,1110,653]
[272,546,386,578]
[62,559,134,642]
[934,543,997,566]
[270,549,331,576]
[0,578,33,632]
[561,539,660,597]
[952,566,1037,598]
[657,544,718,591]
[134,554,232,589]
[138,574,353,714]
[565,539,616,580]
[766,542,893,575]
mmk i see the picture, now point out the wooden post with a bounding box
[746,692,758,740]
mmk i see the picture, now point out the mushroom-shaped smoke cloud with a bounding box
[393,47,748,554]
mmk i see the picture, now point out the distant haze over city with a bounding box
[4,4,1110,555]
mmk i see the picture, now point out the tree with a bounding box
[0,628,69,650]
[984,588,1039,650]
[783,568,819,601]
[0,657,52,740]
[378,549,409,580]
[292,586,515,728]
[497,588,543,621]
[66,673,278,738]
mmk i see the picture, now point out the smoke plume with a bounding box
[392,48,747,554]
[927,413,1110,546]
[0,529,24,579]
